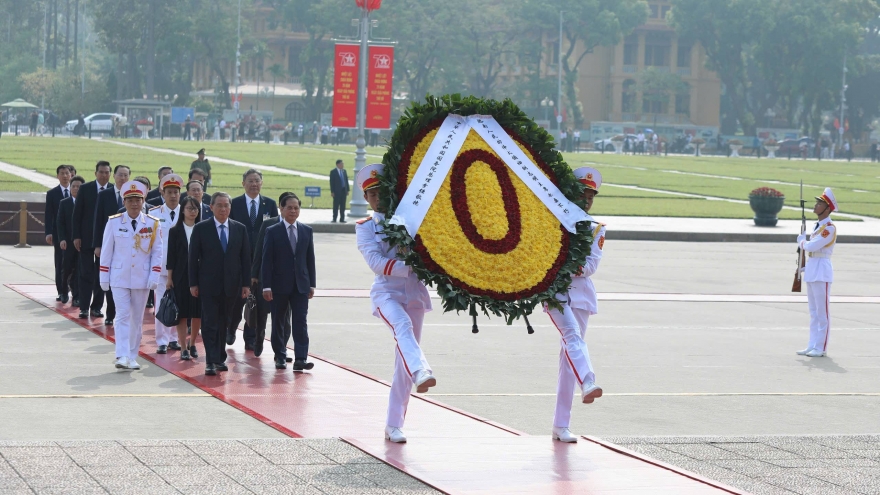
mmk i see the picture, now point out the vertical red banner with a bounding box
[366,45,394,129]
[332,44,359,128]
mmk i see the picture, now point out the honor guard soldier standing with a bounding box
[355,164,435,444]
[796,187,838,358]
[99,181,163,370]
[545,166,605,443]
[149,174,183,354]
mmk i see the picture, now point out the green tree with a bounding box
[267,63,287,113]
[637,67,689,114]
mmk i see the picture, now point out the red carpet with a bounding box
[8,284,744,495]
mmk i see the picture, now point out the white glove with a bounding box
[796,234,806,244]
[100,283,110,292]
[148,276,159,291]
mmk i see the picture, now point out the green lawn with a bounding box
[0,136,875,219]
[0,169,43,192]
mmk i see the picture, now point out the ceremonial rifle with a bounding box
[792,180,806,292]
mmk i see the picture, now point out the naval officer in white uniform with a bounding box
[99,181,163,370]
[545,166,605,443]
[796,187,838,358]
[355,163,436,444]
[149,174,183,354]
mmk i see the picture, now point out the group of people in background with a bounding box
[44,148,316,376]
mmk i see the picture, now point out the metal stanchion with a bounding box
[88,123,92,139]
[14,201,31,248]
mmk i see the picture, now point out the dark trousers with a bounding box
[61,248,78,299]
[298,133,304,144]
[184,127,191,140]
[105,288,116,320]
[53,245,64,295]
[332,193,347,222]
[78,251,104,312]
[270,291,309,361]
[201,294,238,364]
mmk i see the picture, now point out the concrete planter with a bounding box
[765,145,779,158]
[730,144,743,157]
[749,195,785,226]
[611,141,624,154]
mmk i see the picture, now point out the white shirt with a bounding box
[214,218,230,241]
[246,194,261,213]
[183,223,194,243]
[60,185,70,197]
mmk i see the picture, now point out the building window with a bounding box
[285,102,306,123]
[661,5,671,19]
[650,4,659,18]
[622,79,637,113]
[623,35,638,66]
[675,93,690,115]
[677,44,692,68]
[643,95,667,114]
[644,33,671,67]
[288,47,304,77]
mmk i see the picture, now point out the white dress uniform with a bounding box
[99,181,163,369]
[355,164,434,441]
[797,188,838,356]
[148,174,183,349]
[544,167,605,441]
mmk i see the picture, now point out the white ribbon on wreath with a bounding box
[390,114,589,238]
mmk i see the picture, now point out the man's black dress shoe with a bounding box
[60,294,69,304]
[226,330,236,345]
[215,363,228,372]
[168,341,182,351]
[244,342,254,351]
[286,357,293,363]
[205,364,217,376]
[56,295,62,302]
[104,319,113,326]
[293,359,315,371]
[72,298,79,307]
[157,345,168,354]
[90,310,104,318]
[275,359,287,369]
[78,310,88,319]
[189,346,198,358]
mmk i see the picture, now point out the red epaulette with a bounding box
[356,216,372,225]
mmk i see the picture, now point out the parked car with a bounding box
[594,134,638,151]
[65,113,122,133]
[777,137,814,156]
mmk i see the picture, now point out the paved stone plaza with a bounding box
[0,234,878,494]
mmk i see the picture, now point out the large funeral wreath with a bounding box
[378,94,594,323]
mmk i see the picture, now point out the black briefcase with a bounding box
[243,293,258,329]
[156,289,179,327]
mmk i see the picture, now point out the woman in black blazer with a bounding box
[166,196,203,360]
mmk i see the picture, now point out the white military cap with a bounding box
[815,187,838,212]
[357,163,383,192]
[120,180,147,199]
[573,167,602,193]
[160,173,184,190]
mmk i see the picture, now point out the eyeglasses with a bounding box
[184,207,200,212]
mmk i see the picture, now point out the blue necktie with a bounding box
[219,224,228,253]
[249,200,257,226]
[63,189,69,199]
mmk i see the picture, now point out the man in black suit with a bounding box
[57,175,84,306]
[92,165,131,325]
[185,179,213,221]
[145,166,172,203]
[262,193,316,371]
[188,192,251,376]
[229,169,278,351]
[329,159,349,223]
[251,192,293,358]
[180,168,211,205]
[46,164,73,302]
[72,161,112,320]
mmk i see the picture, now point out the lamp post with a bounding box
[541,98,554,123]
[557,10,563,131]
[234,0,242,121]
[349,0,382,218]
[839,52,847,148]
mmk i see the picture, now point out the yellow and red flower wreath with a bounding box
[378,95,593,321]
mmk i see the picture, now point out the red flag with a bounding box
[366,45,394,129]
[332,44,360,128]
[356,0,382,11]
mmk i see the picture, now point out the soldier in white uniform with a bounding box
[149,174,183,354]
[545,166,605,443]
[355,164,435,444]
[99,181,163,370]
[796,187,838,358]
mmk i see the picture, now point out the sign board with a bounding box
[366,45,394,129]
[332,44,360,128]
[304,186,321,197]
[170,107,195,124]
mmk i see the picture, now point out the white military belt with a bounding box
[808,252,830,258]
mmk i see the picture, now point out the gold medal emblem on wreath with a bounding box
[378,95,594,321]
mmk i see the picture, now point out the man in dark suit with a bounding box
[72,161,112,320]
[57,175,84,306]
[46,164,73,301]
[329,159,350,223]
[92,165,131,325]
[180,169,211,205]
[188,192,251,376]
[146,166,172,203]
[262,193,316,371]
[185,179,213,221]
[229,169,278,350]
[251,192,293,358]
